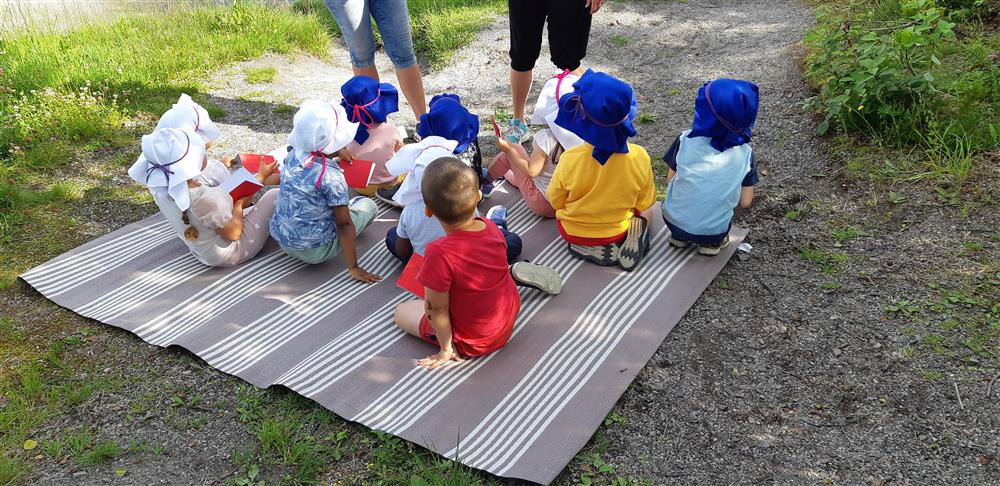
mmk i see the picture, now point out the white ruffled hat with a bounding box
[530,70,584,150]
[288,99,359,164]
[128,127,206,211]
[156,94,221,143]
[385,136,460,207]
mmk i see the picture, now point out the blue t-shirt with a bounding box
[270,151,350,250]
[661,131,758,236]
[396,201,447,256]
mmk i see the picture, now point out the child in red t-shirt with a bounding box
[393,157,563,368]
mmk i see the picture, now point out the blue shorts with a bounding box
[663,219,730,247]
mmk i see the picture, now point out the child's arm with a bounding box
[497,139,547,178]
[546,163,568,210]
[738,154,759,209]
[417,288,462,369]
[333,205,381,283]
[217,196,251,241]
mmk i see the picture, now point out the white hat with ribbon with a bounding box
[385,136,460,207]
[156,94,221,143]
[128,127,206,211]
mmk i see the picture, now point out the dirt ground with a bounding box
[7,0,999,484]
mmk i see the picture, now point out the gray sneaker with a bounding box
[511,262,563,295]
[618,216,650,271]
[567,243,619,266]
[376,185,403,208]
[697,235,731,256]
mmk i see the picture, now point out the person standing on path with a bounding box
[323,0,428,118]
[504,0,604,143]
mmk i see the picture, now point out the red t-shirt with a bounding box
[417,218,521,356]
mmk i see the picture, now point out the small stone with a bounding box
[832,347,842,357]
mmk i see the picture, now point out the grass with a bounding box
[611,34,631,46]
[804,0,1000,191]
[292,0,506,68]
[244,66,278,84]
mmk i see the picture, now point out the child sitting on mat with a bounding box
[487,70,585,219]
[393,157,562,368]
[546,70,656,271]
[340,75,405,196]
[269,100,381,283]
[662,79,759,256]
[384,137,523,264]
[128,127,279,267]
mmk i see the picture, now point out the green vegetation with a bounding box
[292,0,506,68]
[244,66,278,84]
[804,0,1000,189]
[611,34,631,46]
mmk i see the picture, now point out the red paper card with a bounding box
[341,159,376,189]
[396,253,425,299]
[491,116,501,138]
[219,167,263,202]
[238,153,275,174]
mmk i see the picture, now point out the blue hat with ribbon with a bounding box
[688,79,759,152]
[417,94,480,154]
[340,75,399,145]
[554,69,637,165]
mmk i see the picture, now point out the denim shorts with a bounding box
[323,0,418,69]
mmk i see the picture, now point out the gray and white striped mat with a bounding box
[21,185,745,484]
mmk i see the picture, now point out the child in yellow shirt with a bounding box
[546,70,655,271]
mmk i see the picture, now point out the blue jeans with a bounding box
[324,0,418,69]
[663,219,730,247]
[385,223,523,264]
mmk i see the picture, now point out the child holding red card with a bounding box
[393,157,562,368]
[269,100,381,283]
[340,75,405,196]
[485,70,585,219]
[128,128,279,267]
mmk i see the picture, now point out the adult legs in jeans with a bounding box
[324,0,427,117]
[487,148,556,218]
[234,188,279,265]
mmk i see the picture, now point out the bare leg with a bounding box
[353,65,380,82]
[396,64,427,118]
[394,300,425,337]
[511,68,533,121]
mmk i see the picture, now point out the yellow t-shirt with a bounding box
[546,143,656,239]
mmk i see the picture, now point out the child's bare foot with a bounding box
[221,156,235,168]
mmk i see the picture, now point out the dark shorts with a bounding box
[508,0,592,71]
[664,219,730,246]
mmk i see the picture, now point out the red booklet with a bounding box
[491,116,501,138]
[341,159,376,189]
[219,167,263,202]
[396,253,425,299]
[238,153,275,174]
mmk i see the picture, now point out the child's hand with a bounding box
[348,265,382,284]
[418,348,463,369]
[221,156,235,168]
[496,138,514,154]
[256,160,279,183]
[235,195,255,208]
[336,148,355,163]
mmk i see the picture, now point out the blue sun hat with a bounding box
[340,75,399,145]
[554,69,638,165]
[688,79,759,152]
[416,94,480,154]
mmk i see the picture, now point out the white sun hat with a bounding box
[287,99,360,164]
[385,136,460,207]
[156,94,221,143]
[128,127,206,211]
[530,70,584,150]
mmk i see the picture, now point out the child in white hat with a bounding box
[488,70,584,219]
[155,94,232,187]
[269,100,381,283]
[128,127,280,267]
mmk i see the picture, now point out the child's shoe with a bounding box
[697,235,731,256]
[568,243,619,266]
[511,262,563,295]
[618,216,650,271]
[504,118,531,145]
[480,167,503,199]
[485,205,508,227]
[376,185,403,208]
[667,236,691,248]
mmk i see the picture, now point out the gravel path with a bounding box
[14,0,999,484]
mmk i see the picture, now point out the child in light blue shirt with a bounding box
[662,79,759,256]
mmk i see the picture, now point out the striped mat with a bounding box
[21,185,745,484]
